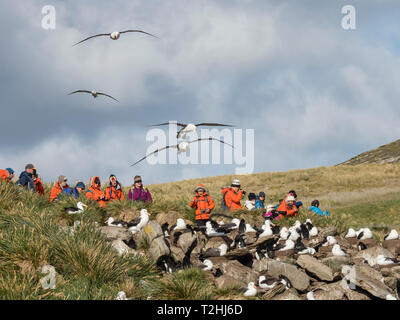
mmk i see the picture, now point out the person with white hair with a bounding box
[221,178,246,212]
[276,194,299,219]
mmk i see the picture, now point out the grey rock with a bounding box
[220,260,258,284]
[100,226,132,242]
[297,255,335,282]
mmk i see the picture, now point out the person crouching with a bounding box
[189,184,215,228]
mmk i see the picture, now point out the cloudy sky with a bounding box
[1,0,399,186]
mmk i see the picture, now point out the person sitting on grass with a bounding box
[255,191,266,209]
[32,168,45,196]
[189,184,215,228]
[0,168,14,182]
[309,200,330,217]
[276,194,299,219]
[16,164,36,191]
[128,175,152,203]
[244,192,257,210]
[288,189,303,209]
[50,175,70,203]
[105,174,124,201]
[264,204,280,220]
[73,181,86,198]
[86,176,108,208]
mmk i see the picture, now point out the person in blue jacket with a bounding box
[255,192,266,209]
[16,164,36,191]
[309,200,330,216]
[73,181,86,198]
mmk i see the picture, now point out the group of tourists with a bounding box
[1,164,152,208]
[188,178,329,227]
[1,164,329,227]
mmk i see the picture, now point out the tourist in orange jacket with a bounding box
[32,168,45,195]
[189,184,215,227]
[86,176,107,208]
[50,175,70,202]
[221,178,246,212]
[0,168,14,182]
[276,194,298,219]
[105,175,124,201]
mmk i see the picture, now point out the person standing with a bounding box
[189,184,215,228]
[16,164,36,191]
[221,178,246,212]
[128,175,152,203]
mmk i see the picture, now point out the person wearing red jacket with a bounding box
[221,179,245,212]
[86,176,107,208]
[50,175,70,202]
[189,184,215,227]
[105,175,124,201]
[0,168,14,182]
[276,194,298,219]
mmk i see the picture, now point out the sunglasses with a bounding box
[135,180,142,183]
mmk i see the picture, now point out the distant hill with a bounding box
[340,139,400,165]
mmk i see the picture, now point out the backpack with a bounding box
[221,188,230,212]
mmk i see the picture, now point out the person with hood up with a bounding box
[244,192,257,210]
[255,191,266,209]
[276,194,299,219]
[189,184,215,227]
[105,175,124,201]
[86,176,107,208]
[50,175,70,202]
[16,164,36,191]
[32,168,45,195]
[0,168,14,182]
[72,181,86,198]
[128,175,152,203]
[221,178,246,212]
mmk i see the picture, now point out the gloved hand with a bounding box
[241,190,246,195]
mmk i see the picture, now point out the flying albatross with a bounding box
[147,122,234,139]
[68,90,119,102]
[130,138,234,166]
[73,29,158,46]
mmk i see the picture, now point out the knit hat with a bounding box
[110,175,117,182]
[248,192,256,201]
[288,190,297,199]
[231,178,240,187]
[25,164,35,170]
[286,195,295,202]
[6,168,14,175]
[58,175,67,183]
[75,182,86,189]
[259,191,266,198]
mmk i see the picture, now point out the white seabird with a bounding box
[323,236,337,246]
[280,227,290,240]
[259,223,273,238]
[128,209,150,234]
[107,217,127,228]
[288,227,301,241]
[258,276,280,290]
[202,259,214,271]
[64,202,87,215]
[376,254,399,266]
[278,239,295,251]
[332,244,346,256]
[245,224,256,233]
[131,138,234,166]
[147,122,234,139]
[173,218,187,230]
[309,227,318,237]
[297,247,316,255]
[356,228,373,240]
[384,229,399,241]
[73,29,158,46]
[68,90,119,102]
[345,228,357,238]
[116,291,128,300]
[243,282,258,297]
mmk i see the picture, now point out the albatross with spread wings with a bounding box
[73,30,159,46]
[131,138,234,166]
[68,90,119,102]
[147,122,234,139]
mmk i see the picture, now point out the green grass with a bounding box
[1,163,400,299]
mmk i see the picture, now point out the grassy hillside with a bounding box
[1,163,400,299]
[341,139,400,165]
